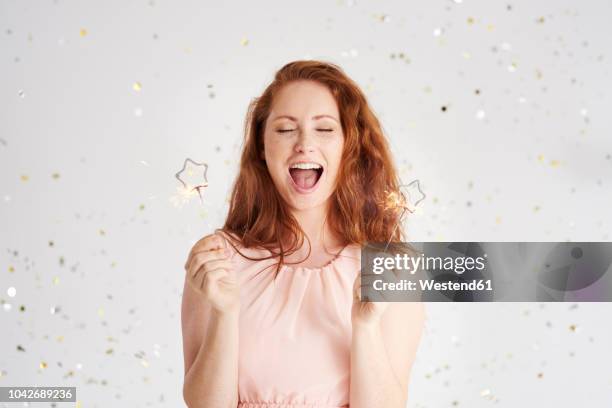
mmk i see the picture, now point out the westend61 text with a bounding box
[373,279,493,292]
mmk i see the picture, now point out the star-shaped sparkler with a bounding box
[382,179,426,252]
[174,158,209,206]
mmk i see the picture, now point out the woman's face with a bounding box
[263,80,344,212]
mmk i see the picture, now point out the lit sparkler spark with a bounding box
[174,158,209,206]
[382,179,426,252]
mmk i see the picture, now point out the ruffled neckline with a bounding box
[281,244,359,272]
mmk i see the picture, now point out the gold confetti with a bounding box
[106,348,114,355]
[20,174,29,182]
[240,37,249,46]
[99,229,106,236]
[52,276,60,285]
[569,324,577,332]
[537,154,545,163]
[133,81,142,92]
[56,335,64,342]
[40,361,47,369]
[8,265,15,273]
[467,17,475,24]
[495,216,502,224]
[533,205,541,212]
[52,172,60,179]
[79,28,88,37]
[550,159,560,167]
[139,204,145,211]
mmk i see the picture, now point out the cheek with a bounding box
[325,140,345,175]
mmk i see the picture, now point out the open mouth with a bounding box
[288,162,324,192]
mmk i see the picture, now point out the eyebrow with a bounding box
[272,114,339,123]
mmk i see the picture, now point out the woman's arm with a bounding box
[350,300,425,408]
[181,233,240,408]
[182,281,239,408]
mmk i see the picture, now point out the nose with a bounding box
[294,130,316,154]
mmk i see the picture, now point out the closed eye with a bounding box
[276,129,333,133]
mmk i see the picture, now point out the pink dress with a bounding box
[221,233,361,408]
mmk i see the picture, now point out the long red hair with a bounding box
[220,60,405,272]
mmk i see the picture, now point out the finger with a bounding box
[186,247,230,273]
[190,259,233,282]
[184,233,225,269]
[201,268,230,290]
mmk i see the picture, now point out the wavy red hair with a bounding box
[220,60,406,272]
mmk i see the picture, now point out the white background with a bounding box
[1,0,611,407]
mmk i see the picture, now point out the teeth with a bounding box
[289,162,322,170]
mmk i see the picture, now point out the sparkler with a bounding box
[174,158,209,206]
[382,179,426,252]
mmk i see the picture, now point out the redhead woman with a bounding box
[181,60,425,408]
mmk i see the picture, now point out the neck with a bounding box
[289,203,342,258]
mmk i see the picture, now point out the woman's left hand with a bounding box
[351,272,389,327]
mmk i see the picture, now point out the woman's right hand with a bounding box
[184,232,240,314]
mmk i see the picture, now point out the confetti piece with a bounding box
[240,37,249,46]
[79,28,88,37]
[20,174,29,182]
[133,81,142,92]
[52,172,60,179]
[40,361,47,369]
[18,89,25,98]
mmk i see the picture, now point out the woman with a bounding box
[181,60,425,408]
